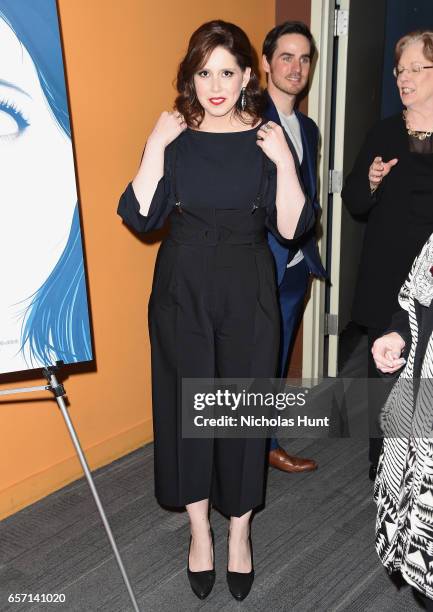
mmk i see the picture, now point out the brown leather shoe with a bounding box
[268,447,318,473]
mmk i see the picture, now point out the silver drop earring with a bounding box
[240,87,246,111]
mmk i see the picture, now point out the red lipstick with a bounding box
[209,97,226,105]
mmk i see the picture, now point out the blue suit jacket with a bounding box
[264,93,327,285]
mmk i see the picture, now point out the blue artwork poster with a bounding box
[0,0,92,374]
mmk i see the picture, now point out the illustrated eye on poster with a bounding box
[0,0,92,375]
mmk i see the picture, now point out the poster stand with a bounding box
[0,365,140,612]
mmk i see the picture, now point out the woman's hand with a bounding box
[257,121,306,239]
[131,111,185,215]
[368,156,398,192]
[148,111,187,148]
[372,332,406,373]
[256,121,294,168]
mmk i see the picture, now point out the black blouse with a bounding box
[117,125,315,245]
[342,114,433,330]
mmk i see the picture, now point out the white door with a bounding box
[306,0,387,377]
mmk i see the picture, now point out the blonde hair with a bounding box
[395,30,433,65]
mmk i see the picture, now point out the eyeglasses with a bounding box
[393,62,433,78]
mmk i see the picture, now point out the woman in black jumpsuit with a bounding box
[118,20,314,601]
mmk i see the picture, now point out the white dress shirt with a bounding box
[277,109,305,269]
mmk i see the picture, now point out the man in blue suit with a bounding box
[262,22,327,472]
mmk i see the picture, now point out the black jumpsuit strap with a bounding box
[170,138,182,213]
[252,152,267,213]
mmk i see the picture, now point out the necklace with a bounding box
[403,109,433,140]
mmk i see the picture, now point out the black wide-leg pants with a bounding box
[148,208,280,517]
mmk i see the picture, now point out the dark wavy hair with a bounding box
[262,21,315,61]
[175,20,264,127]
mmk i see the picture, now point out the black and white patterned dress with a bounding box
[374,232,433,598]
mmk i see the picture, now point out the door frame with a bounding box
[302,0,337,378]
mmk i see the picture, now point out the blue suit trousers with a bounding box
[270,258,310,451]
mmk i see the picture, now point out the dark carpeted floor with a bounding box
[0,326,425,611]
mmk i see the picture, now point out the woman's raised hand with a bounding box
[132,111,186,214]
[368,156,398,192]
[148,111,187,148]
[256,121,294,168]
[372,332,406,373]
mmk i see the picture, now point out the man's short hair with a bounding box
[262,21,316,61]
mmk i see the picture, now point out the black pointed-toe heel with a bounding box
[186,528,215,600]
[226,533,255,601]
